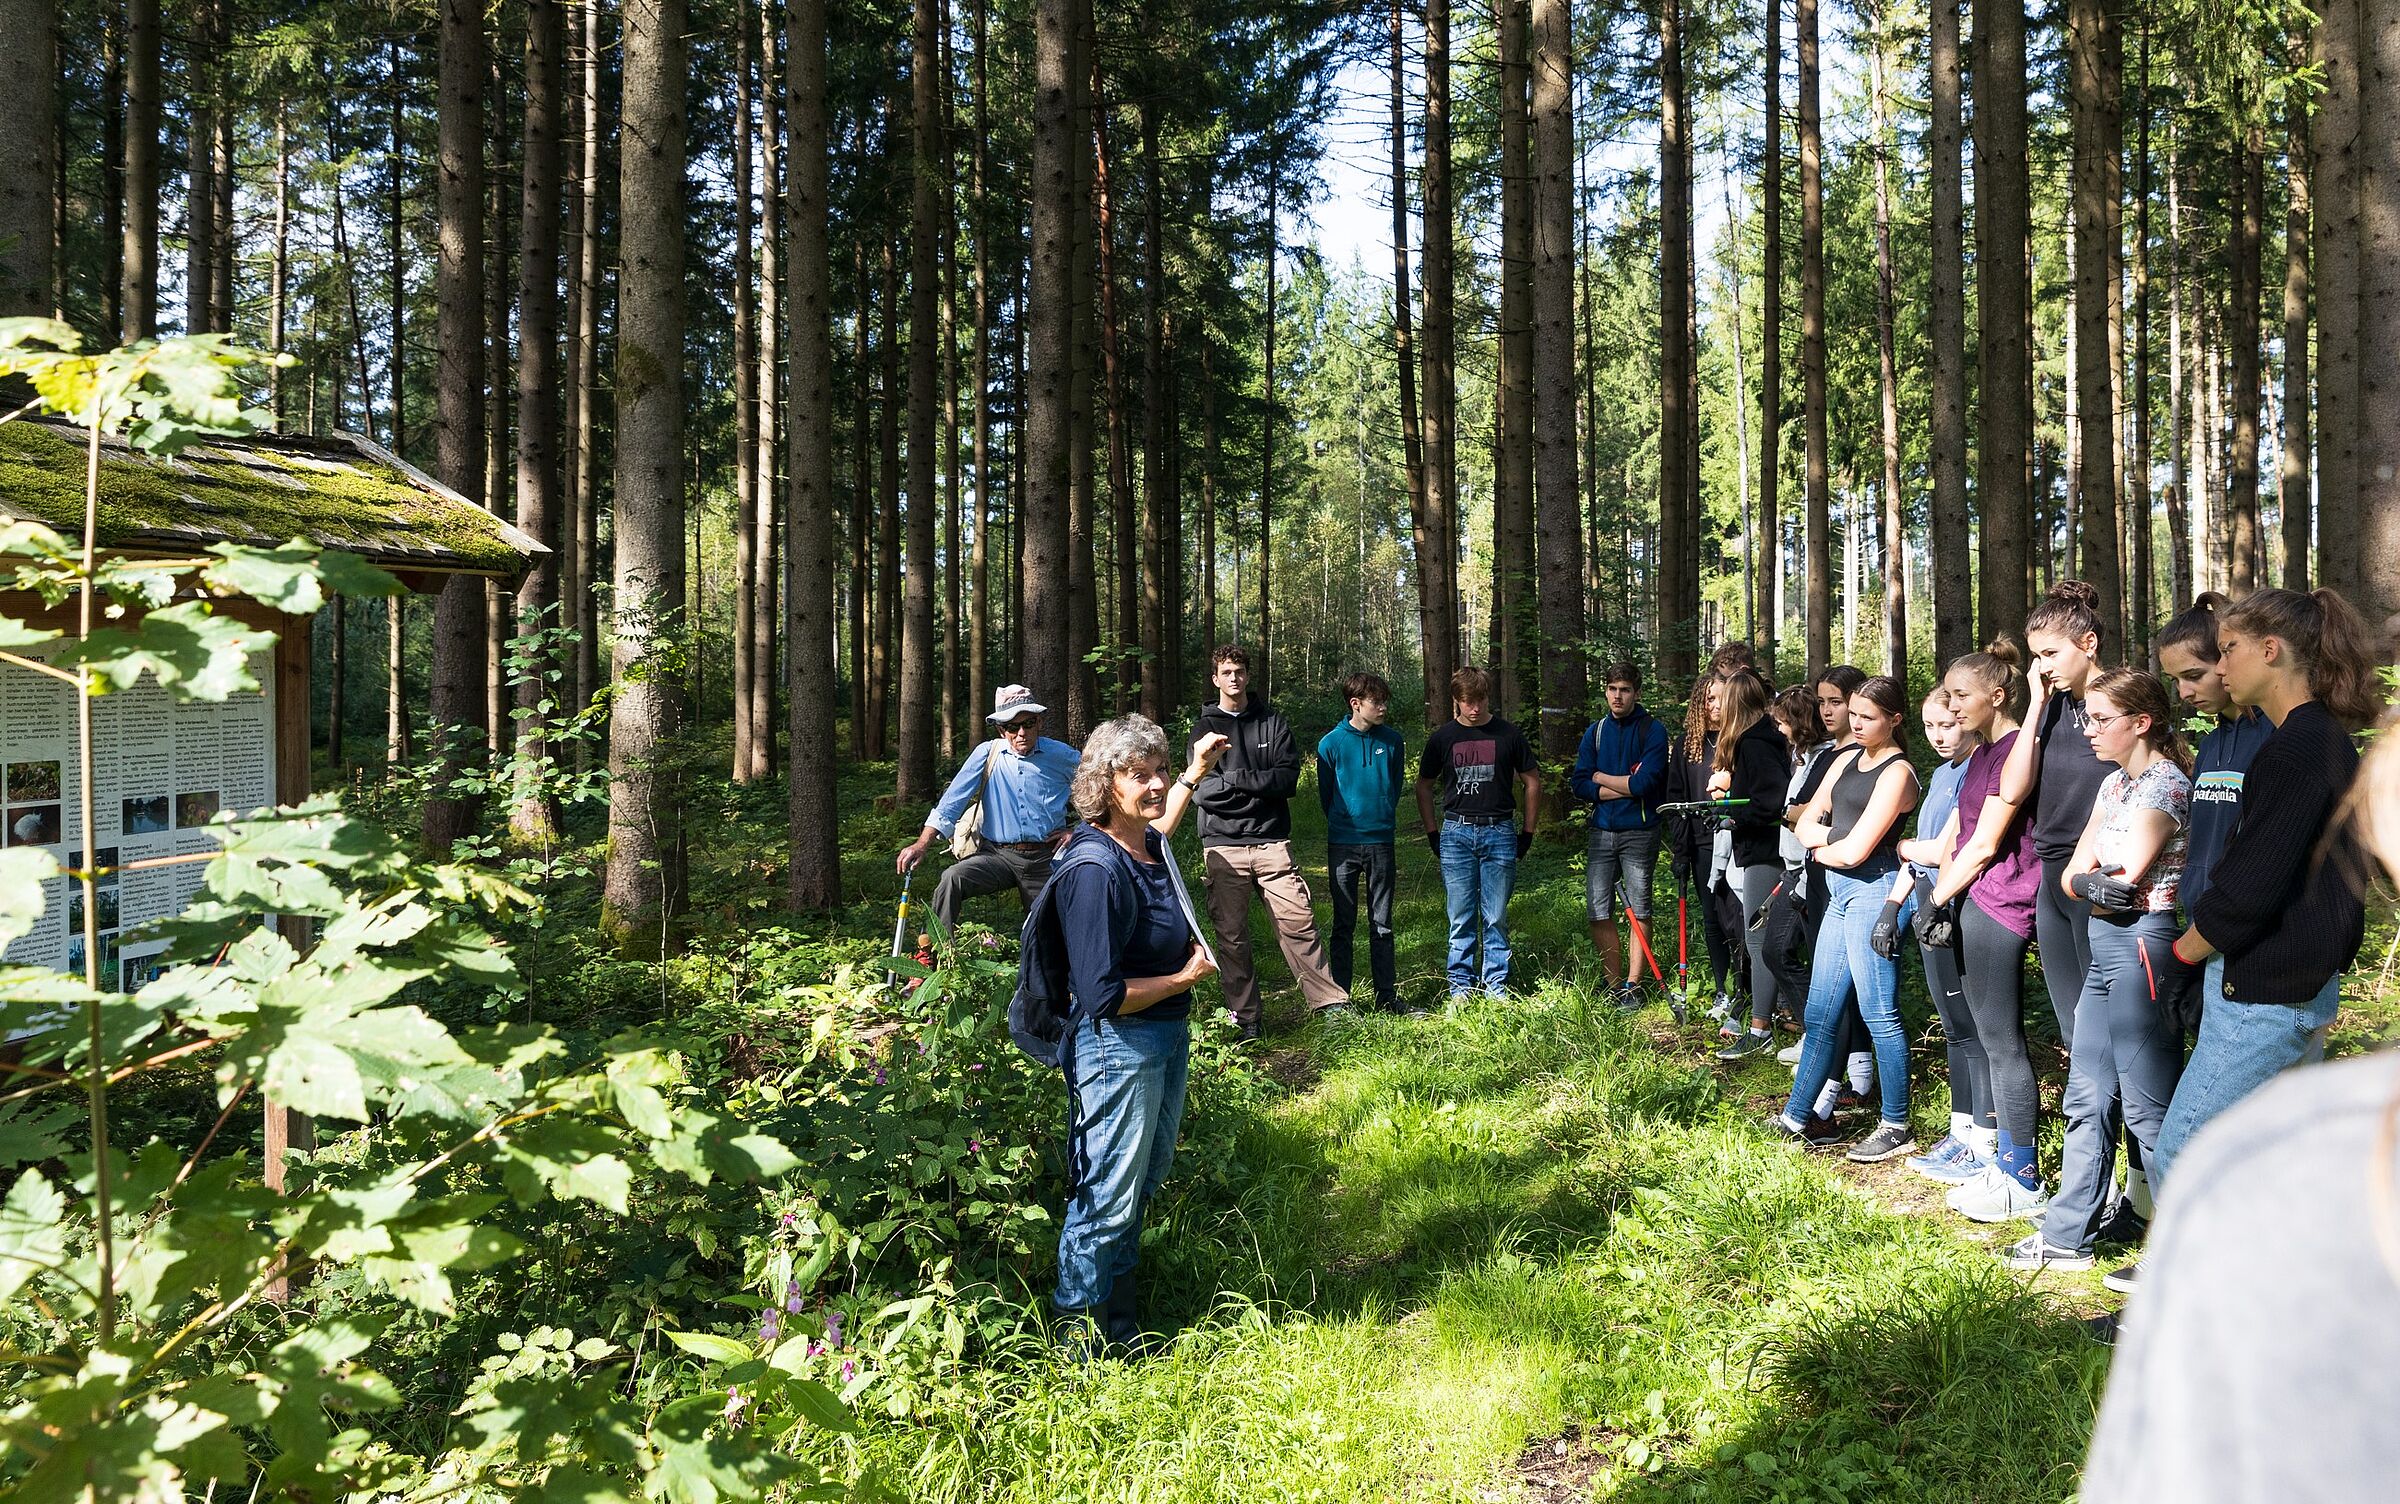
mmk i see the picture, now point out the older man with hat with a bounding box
[897,685,1084,931]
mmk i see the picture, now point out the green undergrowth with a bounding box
[804,980,2112,1502]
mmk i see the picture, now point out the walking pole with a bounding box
[891,868,915,959]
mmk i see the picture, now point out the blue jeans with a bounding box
[2042,913,2184,1253]
[1782,864,1911,1126]
[2152,957,2339,1191]
[1440,818,1518,994]
[1052,1014,1191,1313]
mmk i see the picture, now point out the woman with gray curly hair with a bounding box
[1043,713,1224,1355]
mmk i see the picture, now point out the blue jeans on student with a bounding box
[2042,912,2185,1254]
[1782,863,1911,1127]
[1440,818,1518,995]
[1052,1014,1191,1313]
[2152,957,2339,1192]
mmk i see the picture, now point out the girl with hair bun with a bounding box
[2005,667,2191,1277]
[1928,637,2052,1220]
[1884,685,1989,1182]
[2150,586,2386,1203]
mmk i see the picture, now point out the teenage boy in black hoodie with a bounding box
[1188,645,1348,1040]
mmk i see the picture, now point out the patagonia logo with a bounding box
[2192,771,2244,805]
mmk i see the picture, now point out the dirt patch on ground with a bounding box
[1259,1045,1323,1092]
[1476,1425,1616,1503]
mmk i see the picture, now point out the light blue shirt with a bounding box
[1909,755,1971,882]
[924,736,1081,843]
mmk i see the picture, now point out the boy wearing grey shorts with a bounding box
[1570,664,1669,1004]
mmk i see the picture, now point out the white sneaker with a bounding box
[1946,1165,2051,1224]
[1776,1042,1804,1065]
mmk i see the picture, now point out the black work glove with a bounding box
[1869,899,1905,960]
[2070,869,2140,910]
[1516,828,1535,860]
[1425,829,1443,859]
[1912,897,1958,949]
[2147,941,2206,1028]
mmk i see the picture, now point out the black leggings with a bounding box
[1739,864,1809,1028]
[1916,874,1991,1125]
[2034,854,2094,1049]
[1960,897,2038,1152]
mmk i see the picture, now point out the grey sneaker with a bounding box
[1716,1029,1777,1062]
[1946,1165,2052,1224]
[1846,1122,1920,1163]
[2001,1232,2096,1272]
[2102,1259,2141,1295]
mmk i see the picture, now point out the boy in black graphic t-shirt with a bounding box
[1416,665,1542,999]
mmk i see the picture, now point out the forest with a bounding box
[3,0,2399,1497]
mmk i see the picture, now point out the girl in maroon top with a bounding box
[1924,638,2049,1221]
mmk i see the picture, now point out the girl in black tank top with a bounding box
[1780,678,1923,1161]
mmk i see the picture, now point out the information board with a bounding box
[0,639,276,991]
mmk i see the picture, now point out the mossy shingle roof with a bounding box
[0,419,543,577]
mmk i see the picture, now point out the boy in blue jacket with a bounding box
[1570,662,1669,1004]
[1317,671,1407,1010]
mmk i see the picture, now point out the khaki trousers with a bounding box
[1202,840,1347,1026]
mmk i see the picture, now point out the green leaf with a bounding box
[775,1378,855,1435]
[0,614,61,648]
[0,846,59,947]
[665,1331,754,1365]
[61,599,274,701]
[0,1167,67,1304]
[0,1100,76,1168]
[200,540,401,616]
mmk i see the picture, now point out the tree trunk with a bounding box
[968,0,993,728]
[2131,18,2155,645]
[484,71,512,762]
[732,13,760,783]
[510,0,564,845]
[1871,15,1905,678]
[121,0,159,338]
[938,0,959,761]
[2069,0,2121,649]
[850,237,872,760]
[1139,102,1168,722]
[1926,0,1969,663]
[184,0,218,334]
[755,2,782,779]
[1798,0,1831,668]
[1495,0,1533,714]
[1422,0,1460,692]
[572,0,603,728]
[1261,170,1278,690]
[2281,26,2313,591]
[899,0,942,803]
[1972,0,2032,637]
[1023,0,1073,710]
[387,49,407,453]
[1759,0,1783,667]
[2168,129,2194,604]
[875,224,902,762]
[0,0,56,315]
[605,0,690,942]
[1658,0,1692,683]
[2315,0,2360,599]
[1065,0,1100,737]
[2227,108,2264,597]
[1200,334,1218,657]
[2359,0,2400,632]
[426,0,489,853]
[786,0,840,909]
[1095,93,1136,712]
[1532,0,1583,757]
[269,101,289,421]
[1392,0,1443,719]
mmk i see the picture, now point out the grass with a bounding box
[790,784,2218,1502]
